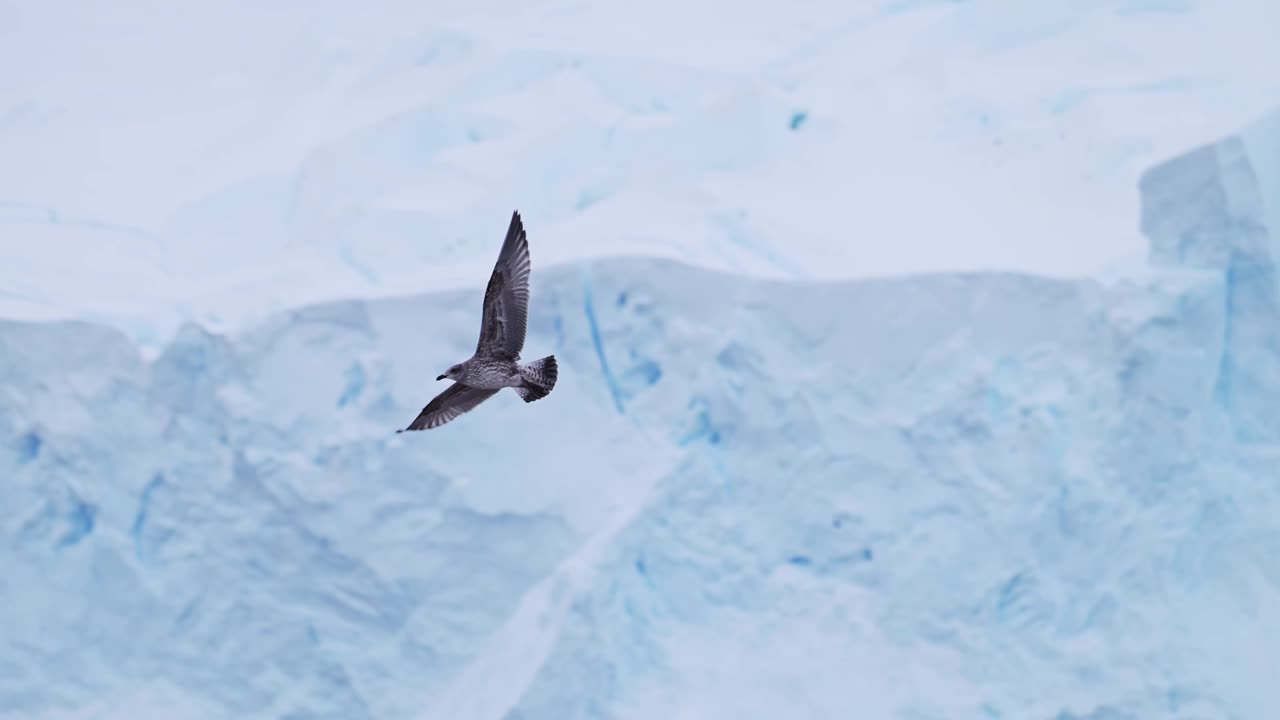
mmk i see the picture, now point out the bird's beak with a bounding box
[436,374,446,381]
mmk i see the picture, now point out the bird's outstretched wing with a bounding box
[399,383,500,431]
[475,210,532,360]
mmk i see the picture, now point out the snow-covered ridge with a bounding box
[4,2,1280,347]
[4,105,1280,718]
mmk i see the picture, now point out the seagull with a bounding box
[398,210,558,432]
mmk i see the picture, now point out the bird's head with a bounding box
[437,363,462,381]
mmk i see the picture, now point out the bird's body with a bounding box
[454,357,522,390]
[398,210,558,432]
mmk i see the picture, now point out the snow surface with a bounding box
[3,1,1280,350]
[4,2,1280,718]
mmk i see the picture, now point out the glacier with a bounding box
[3,105,1280,719]
[6,1,1280,718]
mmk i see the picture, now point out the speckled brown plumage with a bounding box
[399,210,558,432]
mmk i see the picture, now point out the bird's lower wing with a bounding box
[399,383,500,431]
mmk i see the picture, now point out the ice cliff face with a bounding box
[3,111,1280,719]
[1140,107,1280,443]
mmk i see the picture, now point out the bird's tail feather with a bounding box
[515,355,557,403]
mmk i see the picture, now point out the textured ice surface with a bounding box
[4,107,1280,717]
[3,1,1280,348]
[1139,107,1280,443]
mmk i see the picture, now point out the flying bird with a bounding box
[398,210,558,432]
